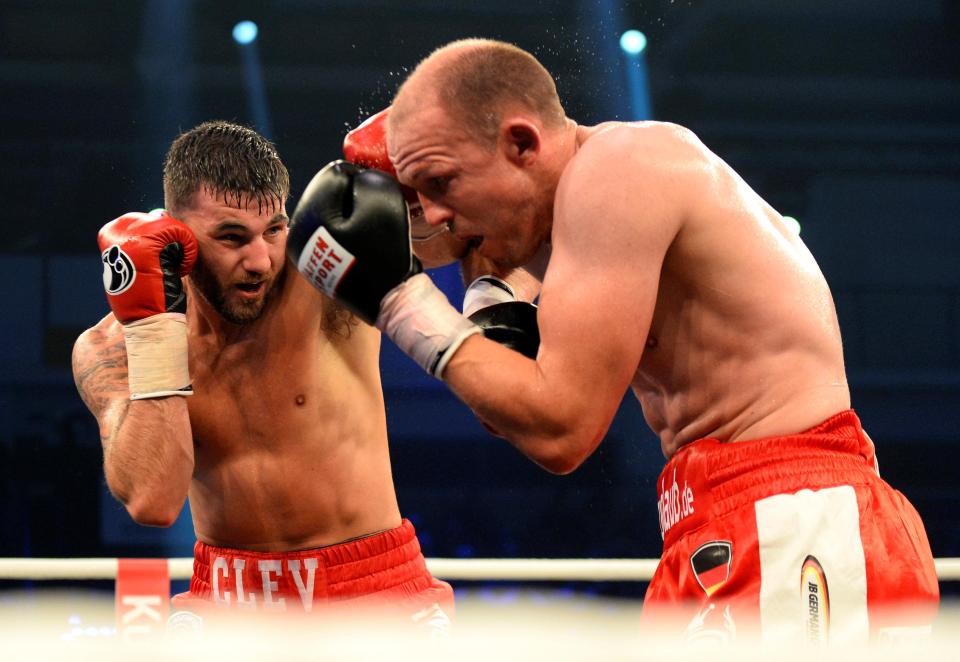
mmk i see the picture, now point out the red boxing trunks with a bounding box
[171,519,453,631]
[642,410,939,645]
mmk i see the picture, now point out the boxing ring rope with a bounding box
[2,557,960,582]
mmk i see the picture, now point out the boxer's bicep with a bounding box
[72,325,131,454]
[539,137,680,426]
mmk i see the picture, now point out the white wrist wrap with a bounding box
[376,273,481,378]
[122,313,192,400]
[463,276,516,317]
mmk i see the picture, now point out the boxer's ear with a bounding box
[499,119,541,166]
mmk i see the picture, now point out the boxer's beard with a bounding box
[189,258,281,325]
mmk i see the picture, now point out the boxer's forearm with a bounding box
[105,397,193,527]
[73,327,194,527]
[443,336,605,475]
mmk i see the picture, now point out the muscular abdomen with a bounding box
[185,284,399,551]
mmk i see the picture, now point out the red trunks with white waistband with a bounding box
[642,410,939,644]
[171,519,453,630]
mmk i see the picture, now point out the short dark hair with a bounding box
[163,121,290,214]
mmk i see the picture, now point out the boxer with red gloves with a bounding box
[72,121,453,634]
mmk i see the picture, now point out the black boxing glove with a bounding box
[288,160,480,376]
[343,107,468,268]
[288,160,417,322]
[463,276,540,359]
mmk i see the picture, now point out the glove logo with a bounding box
[295,226,355,297]
[101,245,137,295]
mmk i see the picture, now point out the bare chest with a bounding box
[188,340,290,439]
[184,329,359,456]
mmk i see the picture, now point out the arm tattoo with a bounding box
[73,327,131,454]
[102,399,130,457]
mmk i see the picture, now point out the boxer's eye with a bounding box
[430,177,450,194]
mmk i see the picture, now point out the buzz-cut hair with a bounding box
[162,120,290,214]
[396,38,566,146]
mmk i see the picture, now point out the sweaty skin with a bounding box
[73,190,400,550]
[390,106,849,471]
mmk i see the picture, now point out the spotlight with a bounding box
[232,21,258,45]
[619,30,647,56]
[783,215,802,235]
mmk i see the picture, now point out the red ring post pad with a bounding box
[116,559,170,640]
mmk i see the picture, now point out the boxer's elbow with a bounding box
[523,425,605,475]
[104,433,192,527]
[534,443,597,475]
[106,471,183,528]
[123,493,182,528]
[492,385,609,474]
[534,451,582,476]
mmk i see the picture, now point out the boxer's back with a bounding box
[577,123,850,457]
[184,267,400,550]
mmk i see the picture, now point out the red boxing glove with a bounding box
[98,211,198,324]
[98,211,198,399]
[343,108,393,174]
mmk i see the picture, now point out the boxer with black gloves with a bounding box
[294,39,940,643]
[72,122,453,633]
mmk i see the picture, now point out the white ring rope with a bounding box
[0,557,958,582]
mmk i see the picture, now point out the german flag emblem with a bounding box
[690,541,732,596]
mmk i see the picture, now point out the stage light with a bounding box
[783,215,802,235]
[619,30,647,56]
[619,29,652,119]
[232,21,258,45]
[232,19,272,138]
